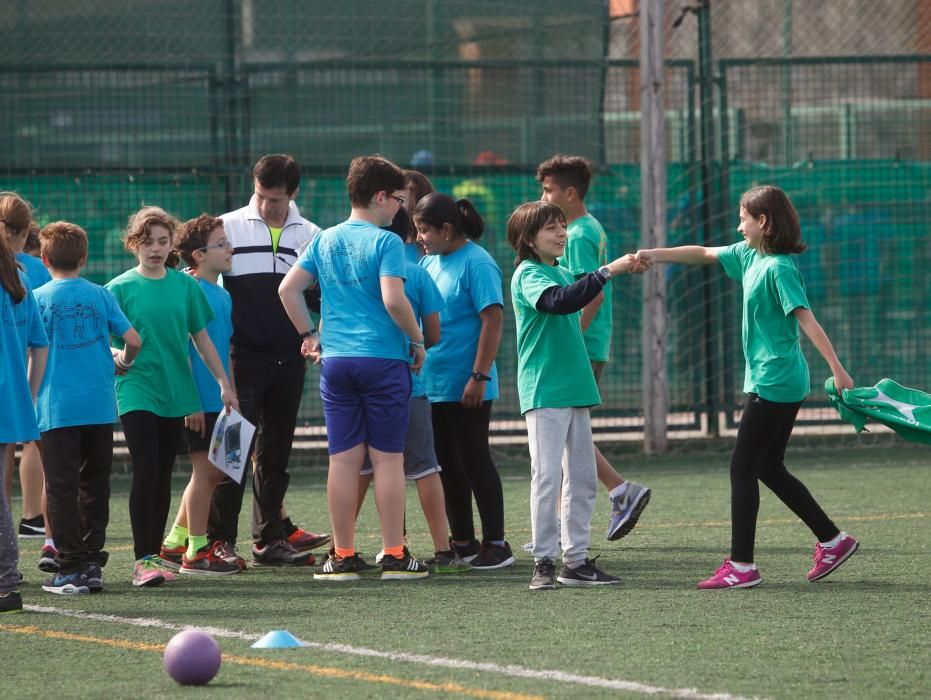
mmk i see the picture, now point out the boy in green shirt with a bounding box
[537,155,651,541]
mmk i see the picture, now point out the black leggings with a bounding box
[120,411,183,560]
[431,401,505,543]
[730,394,839,562]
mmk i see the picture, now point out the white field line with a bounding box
[25,605,759,699]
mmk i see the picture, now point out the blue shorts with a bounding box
[320,357,412,455]
[360,395,441,480]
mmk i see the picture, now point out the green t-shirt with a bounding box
[559,213,612,361]
[717,241,811,402]
[269,226,283,253]
[106,268,215,417]
[510,259,601,414]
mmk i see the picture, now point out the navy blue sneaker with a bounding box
[42,570,91,595]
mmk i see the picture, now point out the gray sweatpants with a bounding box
[525,408,597,568]
[0,446,20,593]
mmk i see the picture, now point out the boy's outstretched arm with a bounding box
[636,245,719,266]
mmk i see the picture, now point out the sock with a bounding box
[334,547,355,560]
[163,524,188,549]
[821,532,844,548]
[489,540,506,547]
[730,561,756,572]
[186,534,208,559]
[44,538,55,549]
[609,482,629,500]
[383,545,405,559]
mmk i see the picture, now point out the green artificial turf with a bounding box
[3,444,929,699]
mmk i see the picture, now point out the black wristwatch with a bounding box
[299,329,317,340]
[471,370,492,382]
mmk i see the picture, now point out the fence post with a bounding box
[640,0,668,454]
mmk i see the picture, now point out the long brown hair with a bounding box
[0,231,26,303]
[0,191,33,238]
[740,185,806,255]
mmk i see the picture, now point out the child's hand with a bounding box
[220,382,240,415]
[634,250,653,268]
[409,343,425,374]
[301,336,321,364]
[185,412,207,438]
[833,368,854,393]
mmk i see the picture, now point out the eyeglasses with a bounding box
[387,194,406,206]
[199,241,233,251]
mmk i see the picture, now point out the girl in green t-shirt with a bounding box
[106,206,238,589]
[636,185,859,590]
[507,201,639,591]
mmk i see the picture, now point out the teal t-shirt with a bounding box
[403,261,445,398]
[34,278,131,431]
[510,260,601,414]
[296,219,409,361]
[559,214,611,362]
[717,241,811,402]
[0,272,48,443]
[420,241,503,403]
[189,278,233,413]
[16,253,51,290]
[105,268,215,417]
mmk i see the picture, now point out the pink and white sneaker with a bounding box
[131,557,166,588]
[697,559,762,590]
[807,532,859,582]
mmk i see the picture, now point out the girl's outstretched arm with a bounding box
[636,245,719,266]
[794,307,854,391]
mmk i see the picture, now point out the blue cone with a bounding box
[251,630,304,648]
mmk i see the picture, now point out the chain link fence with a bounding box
[1,0,928,448]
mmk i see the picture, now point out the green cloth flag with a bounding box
[825,377,931,445]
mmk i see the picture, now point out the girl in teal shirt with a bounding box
[637,185,859,590]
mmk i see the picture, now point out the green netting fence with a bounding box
[1,1,928,440]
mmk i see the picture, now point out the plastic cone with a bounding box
[251,630,304,648]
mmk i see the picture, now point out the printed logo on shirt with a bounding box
[319,239,370,287]
[39,300,104,348]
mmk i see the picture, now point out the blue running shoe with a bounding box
[42,570,91,595]
[606,482,651,541]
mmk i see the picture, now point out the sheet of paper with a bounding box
[207,408,256,484]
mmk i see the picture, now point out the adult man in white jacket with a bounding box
[209,153,329,567]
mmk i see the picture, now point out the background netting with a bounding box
[1,0,928,447]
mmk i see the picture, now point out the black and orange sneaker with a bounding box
[286,528,331,551]
[180,546,241,576]
[380,548,429,581]
[211,540,247,571]
[252,539,315,567]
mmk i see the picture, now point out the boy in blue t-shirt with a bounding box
[34,222,141,595]
[159,215,243,576]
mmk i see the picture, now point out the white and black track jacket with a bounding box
[221,196,321,362]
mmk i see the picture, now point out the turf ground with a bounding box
[3,442,929,699]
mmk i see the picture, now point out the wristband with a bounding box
[410,339,425,348]
[299,329,317,340]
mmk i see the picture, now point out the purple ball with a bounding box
[163,629,222,686]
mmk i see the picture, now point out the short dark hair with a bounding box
[739,185,806,255]
[24,222,41,255]
[535,155,594,200]
[346,156,406,207]
[39,221,88,271]
[507,201,566,266]
[253,154,301,195]
[175,214,224,268]
[413,193,485,241]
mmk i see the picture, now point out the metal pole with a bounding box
[640,0,668,454]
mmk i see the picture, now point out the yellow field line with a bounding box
[0,624,542,700]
